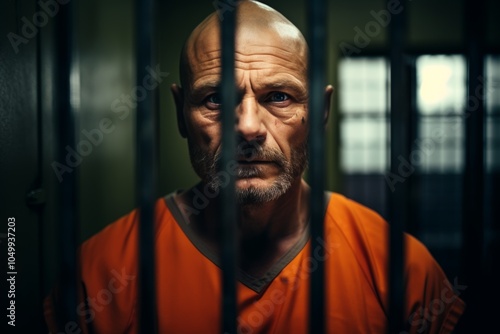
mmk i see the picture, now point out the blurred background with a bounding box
[0,0,499,332]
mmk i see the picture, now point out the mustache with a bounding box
[211,142,288,170]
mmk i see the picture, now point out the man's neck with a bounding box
[238,178,309,240]
[176,178,310,276]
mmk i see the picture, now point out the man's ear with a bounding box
[324,85,334,125]
[171,84,187,138]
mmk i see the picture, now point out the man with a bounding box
[45,1,465,333]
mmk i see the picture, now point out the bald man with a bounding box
[44,1,465,333]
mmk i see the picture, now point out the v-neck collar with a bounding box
[164,191,332,293]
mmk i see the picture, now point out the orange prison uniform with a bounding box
[45,192,465,333]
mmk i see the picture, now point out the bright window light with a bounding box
[338,57,388,173]
[417,55,466,115]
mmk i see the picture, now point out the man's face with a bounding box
[180,23,309,204]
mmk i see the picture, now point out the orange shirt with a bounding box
[45,192,465,333]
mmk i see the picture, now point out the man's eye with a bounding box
[205,93,222,107]
[268,92,290,102]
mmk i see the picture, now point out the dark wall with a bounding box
[0,0,45,332]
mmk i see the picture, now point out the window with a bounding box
[337,54,498,251]
[338,55,468,275]
[339,57,389,173]
[338,57,389,217]
[415,55,467,173]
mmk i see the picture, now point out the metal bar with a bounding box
[407,60,418,237]
[54,0,79,328]
[461,0,485,329]
[307,0,326,333]
[135,0,158,332]
[387,1,408,332]
[220,1,238,333]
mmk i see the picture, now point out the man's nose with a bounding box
[235,97,266,143]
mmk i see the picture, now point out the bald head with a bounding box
[179,0,308,91]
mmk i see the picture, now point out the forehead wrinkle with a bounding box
[192,71,307,99]
[235,61,304,74]
[192,42,305,66]
[194,50,304,67]
[235,39,304,54]
[194,61,221,74]
[191,48,221,61]
[191,49,307,80]
[192,55,305,79]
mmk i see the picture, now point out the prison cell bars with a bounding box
[220,2,239,334]
[308,0,327,333]
[55,0,79,328]
[54,1,419,333]
[387,1,408,333]
[135,0,158,332]
[462,0,485,328]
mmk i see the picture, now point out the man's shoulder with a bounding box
[325,192,426,247]
[81,209,137,254]
[324,192,439,278]
[79,197,174,270]
[324,192,388,240]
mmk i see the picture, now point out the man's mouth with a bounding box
[237,160,274,165]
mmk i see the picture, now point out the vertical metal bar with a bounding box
[387,1,407,332]
[308,0,326,333]
[55,0,79,328]
[407,60,418,237]
[461,0,485,329]
[135,0,158,332]
[220,1,238,333]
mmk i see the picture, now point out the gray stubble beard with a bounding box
[188,139,308,205]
